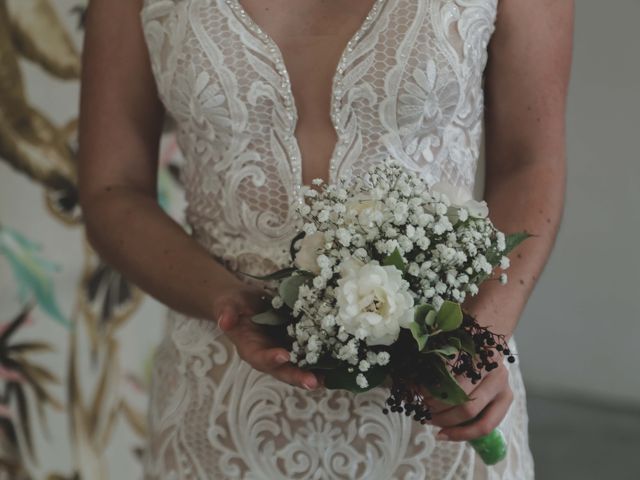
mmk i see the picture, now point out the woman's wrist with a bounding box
[461,287,521,343]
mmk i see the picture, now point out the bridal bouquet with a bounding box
[244,159,529,465]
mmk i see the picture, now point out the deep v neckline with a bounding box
[226,0,386,194]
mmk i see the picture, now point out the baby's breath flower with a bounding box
[377,351,391,366]
[312,276,326,289]
[356,373,369,389]
[271,296,284,309]
[358,360,371,372]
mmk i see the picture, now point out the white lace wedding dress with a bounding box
[139,0,535,478]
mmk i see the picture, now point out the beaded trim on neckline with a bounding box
[225,0,387,196]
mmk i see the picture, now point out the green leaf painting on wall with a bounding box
[0,1,180,477]
[0,226,68,327]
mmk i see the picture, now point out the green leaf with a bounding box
[238,266,298,281]
[324,365,388,393]
[429,345,458,358]
[411,304,436,350]
[448,337,462,350]
[0,228,68,327]
[486,231,532,267]
[424,356,470,405]
[504,231,532,255]
[435,301,463,331]
[278,274,311,309]
[409,321,429,351]
[425,309,437,328]
[251,310,286,326]
[382,247,406,273]
[414,304,434,323]
[456,331,477,355]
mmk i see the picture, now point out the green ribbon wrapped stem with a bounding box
[467,427,508,465]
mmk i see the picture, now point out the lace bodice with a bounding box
[139,1,536,478]
[141,0,497,276]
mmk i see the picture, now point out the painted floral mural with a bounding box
[0,1,184,478]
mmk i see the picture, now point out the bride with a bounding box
[77,0,573,478]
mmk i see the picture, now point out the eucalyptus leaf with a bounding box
[278,274,311,309]
[324,365,388,393]
[448,337,462,350]
[414,304,434,324]
[435,300,463,331]
[382,247,406,273]
[424,355,470,405]
[251,310,286,326]
[425,309,437,328]
[409,321,429,351]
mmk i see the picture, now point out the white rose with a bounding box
[294,231,324,274]
[431,180,489,219]
[334,256,414,346]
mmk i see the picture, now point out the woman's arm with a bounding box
[428,0,574,442]
[463,0,575,341]
[78,0,245,319]
[78,0,320,390]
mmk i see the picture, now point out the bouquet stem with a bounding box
[467,427,508,465]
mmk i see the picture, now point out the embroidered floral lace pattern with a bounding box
[139,0,535,478]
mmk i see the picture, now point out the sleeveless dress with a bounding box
[139,0,536,478]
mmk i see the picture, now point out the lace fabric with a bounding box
[139,0,536,478]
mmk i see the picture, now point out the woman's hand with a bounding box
[213,286,321,391]
[422,361,513,442]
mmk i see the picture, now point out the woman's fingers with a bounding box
[271,363,319,390]
[216,305,237,331]
[246,347,319,390]
[428,366,508,428]
[436,387,513,442]
[223,311,321,390]
[214,287,269,331]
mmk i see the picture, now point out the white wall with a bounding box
[502,0,640,404]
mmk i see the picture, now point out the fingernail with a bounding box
[275,354,289,364]
[302,380,317,390]
[435,431,449,441]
